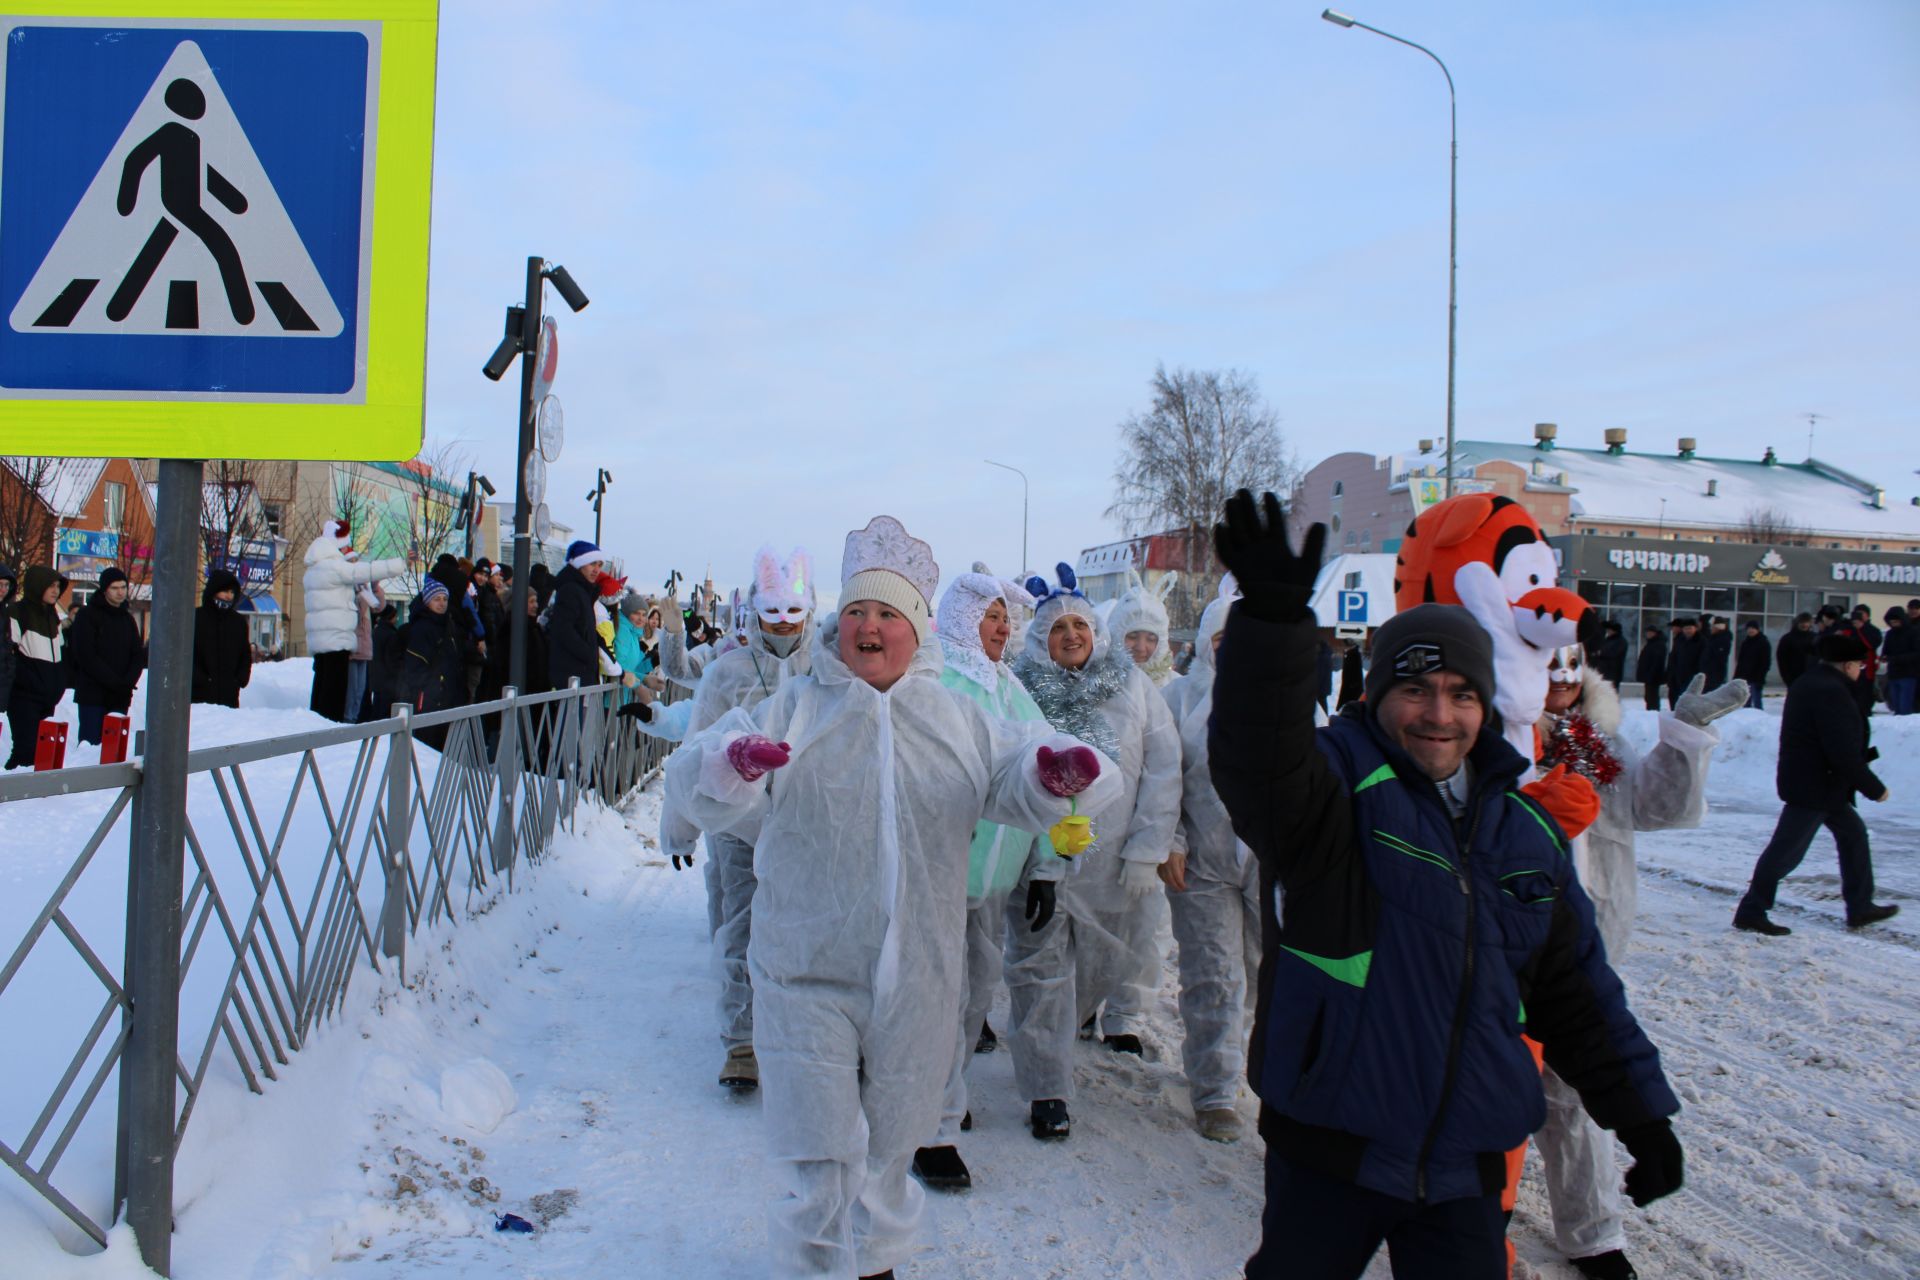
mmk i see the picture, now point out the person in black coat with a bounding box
[1664,618,1702,710]
[1735,631,1897,934]
[546,542,608,691]
[191,569,252,708]
[366,602,404,718]
[1881,609,1920,716]
[1700,616,1733,691]
[0,564,18,743]
[1337,640,1364,710]
[397,578,468,752]
[1635,624,1668,711]
[67,567,147,744]
[1593,620,1629,687]
[1734,622,1771,709]
[1775,614,1817,688]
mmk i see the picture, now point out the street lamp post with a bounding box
[1322,9,1458,498]
[481,257,590,693]
[984,459,1029,577]
[587,467,612,546]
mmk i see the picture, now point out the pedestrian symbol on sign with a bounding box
[10,40,343,338]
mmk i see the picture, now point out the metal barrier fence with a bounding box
[0,678,676,1259]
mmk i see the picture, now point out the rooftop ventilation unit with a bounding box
[1418,438,1434,453]
[1678,437,1698,459]
[1706,479,1719,497]
[1763,447,1778,466]
[1533,422,1558,450]
[1603,428,1628,455]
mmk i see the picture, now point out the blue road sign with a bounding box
[1337,589,1368,623]
[0,20,374,398]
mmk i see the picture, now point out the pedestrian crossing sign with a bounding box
[0,3,437,460]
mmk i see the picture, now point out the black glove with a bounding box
[1212,489,1326,623]
[616,701,653,723]
[1619,1119,1684,1207]
[670,851,694,871]
[1024,879,1056,933]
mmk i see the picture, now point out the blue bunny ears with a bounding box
[1025,561,1084,604]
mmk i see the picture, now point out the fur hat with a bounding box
[1819,631,1869,663]
[840,516,939,642]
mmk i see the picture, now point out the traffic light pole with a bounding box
[507,257,543,694]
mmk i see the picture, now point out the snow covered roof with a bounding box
[1428,441,1920,540]
[2,457,106,518]
[1309,553,1398,627]
[1077,538,1144,578]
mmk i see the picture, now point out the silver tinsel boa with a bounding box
[1012,648,1130,759]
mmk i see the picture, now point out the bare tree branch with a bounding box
[1742,504,1806,545]
[0,456,82,571]
[1105,366,1298,628]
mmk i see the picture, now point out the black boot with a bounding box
[960,1110,972,1132]
[1733,910,1790,937]
[974,1021,998,1054]
[1103,1033,1143,1056]
[912,1144,972,1190]
[1030,1098,1070,1140]
[1848,903,1899,929]
[1571,1250,1638,1280]
[858,1272,895,1279]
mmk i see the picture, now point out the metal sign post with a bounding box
[120,458,200,1273]
[509,257,545,694]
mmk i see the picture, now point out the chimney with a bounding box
[1678,437,1697,459]
[1533,422,1558,450]
[1871,488,1886,510]
[1418,438,1434,453]
[1558,470,1570,486]
[1706,478,1719,498]
[1763,446,1778,466]
[1603,428,1628,455]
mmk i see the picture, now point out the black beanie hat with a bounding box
[1364,604,1496,713]
[1818,631,1869,663]
[96,567,127,591]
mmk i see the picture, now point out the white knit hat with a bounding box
[840,515,939,642]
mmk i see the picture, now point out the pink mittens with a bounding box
[726,735,791,782]
[1036,744,1101,797]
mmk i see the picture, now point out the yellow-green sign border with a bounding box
[0,0,436,461]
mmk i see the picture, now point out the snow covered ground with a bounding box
[3,699,1917,1278]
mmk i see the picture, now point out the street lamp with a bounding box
[481,257,589,693]
[984,459,1029,577]
[1321,9,1458,498]
[586,468,612,545]
[463,471,495,561]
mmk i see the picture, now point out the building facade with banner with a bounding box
[1553,534,1920,682]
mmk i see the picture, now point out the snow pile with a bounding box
[440,1059,518,1135]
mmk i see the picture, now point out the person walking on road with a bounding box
[1734,621,1771,710]
[67,567,146,745]
[1206,491,1683,1280]
[1734,630,1899,935]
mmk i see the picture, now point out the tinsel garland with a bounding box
[1011,647,1130,759]
[1541,711,1623,787]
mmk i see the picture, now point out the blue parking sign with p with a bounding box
[1338,590,1367,623]
[0,20,373,397]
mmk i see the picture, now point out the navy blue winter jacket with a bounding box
[1209,607,1678,1205]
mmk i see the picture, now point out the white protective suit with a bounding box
[929,571,1062,1142]
[664,616,1120,1278]
[1106,568,1178,688]
[1009,582,1182,1052]
[1161,594,1262,1113]
[661,601,814,1049]
[658,625,719,691]
[301,530,405,655]
[1533,664,1721,1260]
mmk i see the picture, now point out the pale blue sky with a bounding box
[420,1,1920,594]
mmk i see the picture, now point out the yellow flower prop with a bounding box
[1049,798,1094,857]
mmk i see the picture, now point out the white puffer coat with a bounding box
[302,535,406,655]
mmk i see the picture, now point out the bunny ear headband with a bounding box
[1025,560,1085,605]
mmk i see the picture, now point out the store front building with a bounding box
[1552,534,1920,683]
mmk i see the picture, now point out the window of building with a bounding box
[262,502,284,538]
[1344,570,1362,589]
[104,481,125,531]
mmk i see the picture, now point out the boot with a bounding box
[960,1110,972,1132]
[973,1022,998,1054]
[718,1044,758,1090]
[858,1272,895,1279]
[1571,1250,1638,1280]
[1195,1108,1243,1143]
[1077,1015,1097,1041]
[1103,1033,1143,1056]
[1030,1098,1070,1140]
[1733,911,1790,937]
[912,1144,972,1190]
[1847,903,1899,929]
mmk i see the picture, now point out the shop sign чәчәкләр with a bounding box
[1569,535,1920,589]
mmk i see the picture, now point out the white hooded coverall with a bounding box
[666,618,1119,1277]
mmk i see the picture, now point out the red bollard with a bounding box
[34,720,68,771]
[101,714,131,765]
